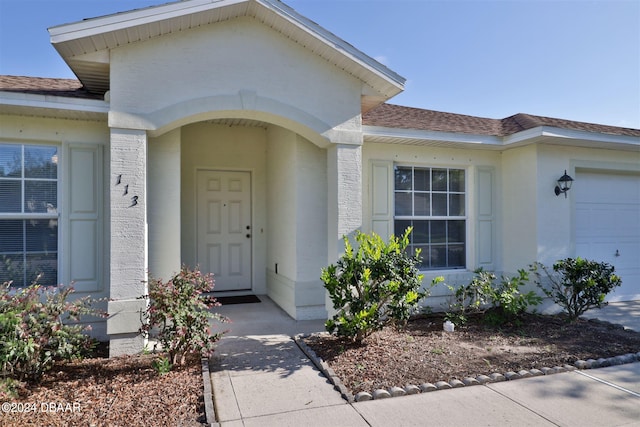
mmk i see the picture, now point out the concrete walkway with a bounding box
[583,300,640,332]
[209,297,640,427]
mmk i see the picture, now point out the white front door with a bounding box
[575,171,640,301]
[197,170,252,292]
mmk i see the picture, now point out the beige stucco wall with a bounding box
[148,129,181,280]
[501,144,538,272]
[266,126,328,319]
[108,16,363,142]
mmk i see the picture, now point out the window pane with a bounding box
[24,181,57,213]
[432,169,447,191]
[25,253,57,286]
[394,167,412,190]
[431,220,446,243]
[448,220,465,243]
[395,220,412,238]
[414,193,429,216]
[412,220,429,243]
[449,194,465,216]
[449,170,465,192]
[414,245,429,269]
[0,220,24,252]
[0,145,22,178]
[432,193,447,216]
[448,244,466,268]
[413,168,430,191]
[429,245,447,268]
[0,254,24,286]
[394,192,412,216]
[26,219,58,253]
[0,181,22,213]
[24,146,57,179]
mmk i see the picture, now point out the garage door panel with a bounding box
[576,205,632,238]
[575,171,640,302]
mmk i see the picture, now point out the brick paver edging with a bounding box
[294,317,640,403]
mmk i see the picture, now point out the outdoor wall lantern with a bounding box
[554,170,574,198]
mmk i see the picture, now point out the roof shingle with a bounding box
[363,103,640,137]
[0,75,102,100]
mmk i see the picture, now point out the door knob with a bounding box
[615,249,620,257]
[246,234,251,239]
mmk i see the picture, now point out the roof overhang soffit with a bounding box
[0,91,109,121]
[363,125,640,151]
[48,0,405,107]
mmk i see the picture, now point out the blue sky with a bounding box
[0,0,638,128]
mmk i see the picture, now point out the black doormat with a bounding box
[214,295,261,305]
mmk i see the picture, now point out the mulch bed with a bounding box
[304,312,640,395]
[1,350,205,427]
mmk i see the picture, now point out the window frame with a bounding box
[0,142,60,287]
[393,165,468,271]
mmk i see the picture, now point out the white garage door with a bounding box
[575,171,640,301]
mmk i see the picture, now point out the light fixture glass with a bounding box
[555,170,574,198]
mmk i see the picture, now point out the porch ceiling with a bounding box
[206,118,268,128]
[48,0,405,110]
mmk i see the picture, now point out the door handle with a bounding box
[615,249,620,257]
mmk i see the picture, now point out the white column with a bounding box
[106,128,148,356]
[327,142,363,259]
[326,141,363,316]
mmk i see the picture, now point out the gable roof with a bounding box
[47,0,404,111]
[363,103,640,138]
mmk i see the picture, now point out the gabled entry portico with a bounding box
[48,0,404,355]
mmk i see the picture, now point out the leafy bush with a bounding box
[151,356,172,375]
[0,280,105,381]
[322,228,439,343]
[446,268,542,325]
[140,266,228,366]
[531,258,622,321]
[0,378,20,400]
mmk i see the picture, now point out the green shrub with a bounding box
[0,377,20,400]
[531,258,622,321]
[151,356,172,375]
[0,280,104,381]
[140,266,228,366]
[322,228,439,343]
[446,268,542,325]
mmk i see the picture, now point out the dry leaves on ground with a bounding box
[304,313,640,395]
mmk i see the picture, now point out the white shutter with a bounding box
[370,160,393,240]
[476,167,495,270]
[64,145,103,292]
